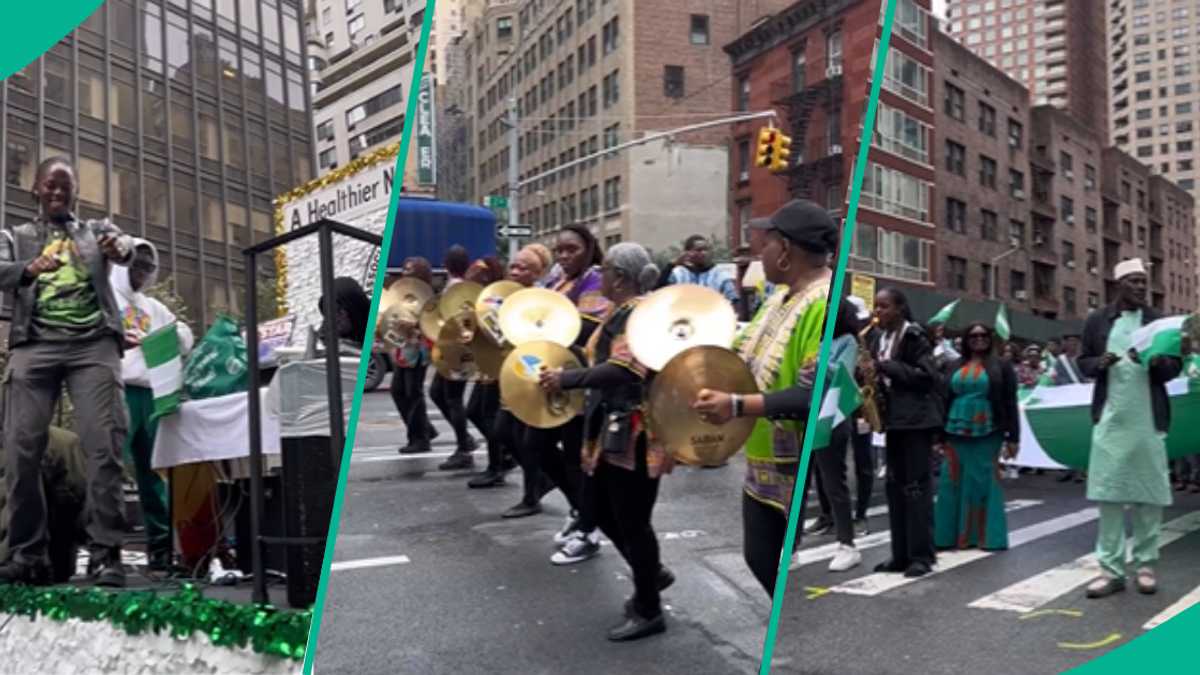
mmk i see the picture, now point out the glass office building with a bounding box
[1,0,316,328]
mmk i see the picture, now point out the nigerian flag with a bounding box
[1130,315,1186,362]
[141,323,184,421]
[811,364,862,449]
[929,299,959,325]
[995,304,1011,341]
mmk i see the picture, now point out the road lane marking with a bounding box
[831,506,1098,597]
[1019,609,1083,620]
[804,586,831,600]
[1058,633,1122,650]
[969,511,1200,613]
[1143,583,1200,630]
[330,555,411,571]
[791,499,1043,570]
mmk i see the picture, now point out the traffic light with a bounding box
[755,127,777,168]
[771,132,792,173]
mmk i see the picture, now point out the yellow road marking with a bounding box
[1019,609,1084,620]
[1057,633,1122,651]
[804,586,830,600]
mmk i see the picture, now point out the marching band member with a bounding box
[461,257,509,486]
[433,246,477,471]
[539,242,675,641]
[531,225,610,564]
[868,287,943,578]
[392,258,438,455]
[494,246,555,512]
[690,200,838,596]
[1079,259,1180,598]
[933,322,1018,552]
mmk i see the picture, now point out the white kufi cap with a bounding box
[1113,258,1147,280]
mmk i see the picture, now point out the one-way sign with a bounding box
[498,225,533,237]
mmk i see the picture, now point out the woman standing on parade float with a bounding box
[0,156,136,587]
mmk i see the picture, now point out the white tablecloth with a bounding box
[152,388,281,470]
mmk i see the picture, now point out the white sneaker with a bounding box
[828,544,862,572]
[553,512,580,545]
[550,530,600,565]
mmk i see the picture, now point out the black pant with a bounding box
[852,429,875,520]
[812,425,854,546]
[884,429,936,568]
[594,459,662,618]
[467,383,501,471]
[390,366,431,445]
[495,410,542,504]
[743,493,789,597]
[524,417,596,531]
[430,374,471,451]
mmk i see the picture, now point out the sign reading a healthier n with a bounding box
[286,163,395,230]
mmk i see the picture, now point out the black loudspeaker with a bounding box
[280,436,338,609]
[231,475,286,575]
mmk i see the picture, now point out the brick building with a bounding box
[725,0,936,281]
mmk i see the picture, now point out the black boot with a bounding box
[0,559,51,586]
[88,547,126,588]
[439,451,475,471]
[399,441,432,455]
[607,611,666,642]
[467,469,505,488]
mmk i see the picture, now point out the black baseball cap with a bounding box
[749,199,840,254]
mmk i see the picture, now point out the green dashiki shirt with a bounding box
[734,278,829,514]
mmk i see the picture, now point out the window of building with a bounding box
[346,84,404,127]
[946,198,967,233]
[664,65,684,98]
[498,16,513,39]
[981,209,998,240]
[603,69,620,107]
[1060,195,1074,223]
[604,176,622,211]
[1009,169,1024,197]
[737,76,750,111]
[318,147,337,170]
[827,30,843,72]
[348,14,365,41]
[981,262,993,296]
[947,256,967,290]
[848,224,933,283]
[861,161,929,222]
[875,102,929,163]
[792,48,807,92]
[1008,118,1023,149]
[690,14,709,45]
[880,45,929,106]
[602,17,619,54]
[980,155,997,188]
[737,140,750,182]
[978,101,996,136]
[945,82,965,121]
[1010,270,1026,298]
[945,140,966,175]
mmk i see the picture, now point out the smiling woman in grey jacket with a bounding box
[0,155,135,588]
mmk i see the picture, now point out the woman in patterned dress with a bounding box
[933,322,1019,551]
[392,257,438,455]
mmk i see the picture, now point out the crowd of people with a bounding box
[388,196,1192,640]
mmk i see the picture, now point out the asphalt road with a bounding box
[313,381,851,675]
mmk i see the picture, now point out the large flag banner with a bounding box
[1129,315,1186,362]
[811,364,862,449]
[929,299,959,325]
[995,304,1011,341]
[142,322,184,421]
[1017,377,1200,469]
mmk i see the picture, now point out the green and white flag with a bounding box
[1129,315,1186,363]
[142,322,184,421]
[811,364,862,449]
[929,299,959,325]
[995,304,1011,341]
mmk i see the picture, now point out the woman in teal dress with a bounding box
[934,322,1019,551]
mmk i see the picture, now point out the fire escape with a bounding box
[772,69,845,203]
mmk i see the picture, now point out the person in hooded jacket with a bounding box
[111,239,195,571]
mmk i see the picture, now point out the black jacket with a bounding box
[939,357,1020,443]
[867,323,944,431]
[1078,302,1182,433]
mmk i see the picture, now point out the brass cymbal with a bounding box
[499,341,584,429]
[419,298,443,342]
[475,280,523,346]
[380,277,434,316]
[648,345,758,466]
[376,305,418,350]
[627,284,738,371]
[433,315,480,380]
[497,288,582,347]
[438,281,484,322]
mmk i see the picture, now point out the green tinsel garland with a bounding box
[0,583,310,661]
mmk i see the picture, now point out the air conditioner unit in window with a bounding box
[1088,296,1100,308]
[1065,214,1075,224]
[1089,266,1099,275]
[830,144,843,154]
[1066,260,1076,269]
[1034,236,1046,246]
[1010,236,1022,248]
[1064,170,1074,180]
[826,64,843,77]
[1015,290,1029,300]
[1009,136,1020,148]
[1014,189,1026,199]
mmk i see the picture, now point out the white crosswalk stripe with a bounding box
[1143,583,1200,630]
[968,510,1200,613]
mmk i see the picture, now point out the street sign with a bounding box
[498,225,533,238]
[416,74,437,187]
[850,273,876,306]
[486,195,508,209]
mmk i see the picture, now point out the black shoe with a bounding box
[1057,471,1076,483]
[804,517,834,536]
[607,612,666,642]
[853,518,870,536]
[624,567,677,616]
[874,559,907,573]
[903,561,932,578]
[468,470,505,488]
[147,549,172,573]
[0,559,51,586]
[499,457,518,473]
[399,441,431,455]
[439,452,475,471]
[502,502,542,518]
[88,549,127,588]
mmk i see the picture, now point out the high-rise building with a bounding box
[943,0,1107,136]
[465,0,796,254]
[2,0,315,328]
[306,0,425,181]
